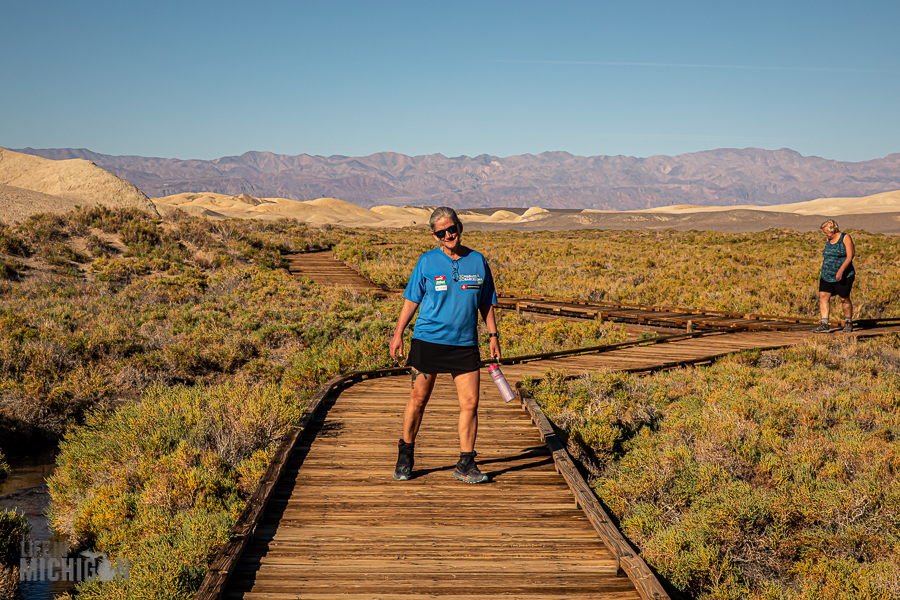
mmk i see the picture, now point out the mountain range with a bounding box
[14,147,900,210]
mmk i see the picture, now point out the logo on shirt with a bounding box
[460,284,481,290]
[459,274,483,283]
[434,275,447,291]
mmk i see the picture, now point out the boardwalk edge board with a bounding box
[515,383,670,600]
[194,367,408,600]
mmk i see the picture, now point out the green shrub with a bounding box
[530,334,900,599]
[0,509,29,599]
[48,381,303,599]
[0,509,30,566]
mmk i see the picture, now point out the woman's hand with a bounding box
[835,269,844,281]
[389,332,404,361]
[391,299,420,361]
[489,337,501,361]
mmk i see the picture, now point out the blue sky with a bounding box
[2,1,898,162]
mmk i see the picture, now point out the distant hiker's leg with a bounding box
[818,291,831,321]
[840,296,853,321]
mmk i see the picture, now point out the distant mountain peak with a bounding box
[11,147,900,211]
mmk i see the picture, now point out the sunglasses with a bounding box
[433,224,459,239]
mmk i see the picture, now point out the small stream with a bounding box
[0,444,76,599]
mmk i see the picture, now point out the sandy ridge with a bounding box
[0,147,158,222]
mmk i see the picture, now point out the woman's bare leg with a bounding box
[452,370,481,452]
[840,296,853,320]
[402,368,437,444]
[818,291,832,320]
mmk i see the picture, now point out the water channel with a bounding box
[0,444,76,599]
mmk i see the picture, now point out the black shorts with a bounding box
[406,339,480,374]
[819,275,854,298]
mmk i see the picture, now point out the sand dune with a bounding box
[632,189,900,216]
[155,193,420,227]
[153,193,559,228]
[151,188,900,234]
[0,147,158,222]
[521,207,551,219]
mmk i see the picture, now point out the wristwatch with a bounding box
[488,332,499,338]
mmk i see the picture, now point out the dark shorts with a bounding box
[406,338,480,374]
[819,275,854,298]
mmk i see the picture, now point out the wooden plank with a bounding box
[518,387,670,600]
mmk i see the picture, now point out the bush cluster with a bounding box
[527,334,900,599]
[0,206,345,285]
[48,383,299,598]
[336,228,900,319]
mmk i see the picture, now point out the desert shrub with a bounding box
[0,224,28,257]
[0,258,24,280]
[90,256,153,284]
[39,241,89,266]
[492,310,627,358]
[120,219,163,246]
[0,450,8,477]
[17,212,70,245]
[48,382,302,599]
[69,205,152,234]
[529,334,900,599]
[335,228,900,319]
[0,509,29,599]
[57,508,231,600]
[0,509,30,566]
[86,234,115,258]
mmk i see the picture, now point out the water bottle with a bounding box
[488,363,516,403]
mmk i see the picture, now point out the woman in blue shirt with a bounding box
[389,207,501,484]
[812,219,855,333]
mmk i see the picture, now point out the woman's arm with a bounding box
[836,234,855,280]
[390,298,420,360]
[479,304,501,360]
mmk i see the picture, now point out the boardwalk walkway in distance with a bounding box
[286,250,385,295]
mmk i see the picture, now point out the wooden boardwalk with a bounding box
[199,252,900,599]
[204,321,900,600]
[228,373,640,599]
[286,251,385,295]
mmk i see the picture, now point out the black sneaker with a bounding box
[453,451,488,484]
[843,321,853,333]
[811,322,830,333]
[393,439,414,481]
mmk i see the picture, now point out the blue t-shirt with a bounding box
[403,247,498,347]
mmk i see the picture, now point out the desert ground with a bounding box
[3,146,900,233]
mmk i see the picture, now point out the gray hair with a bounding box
[429,207,461,231]
[821,219,839,234]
